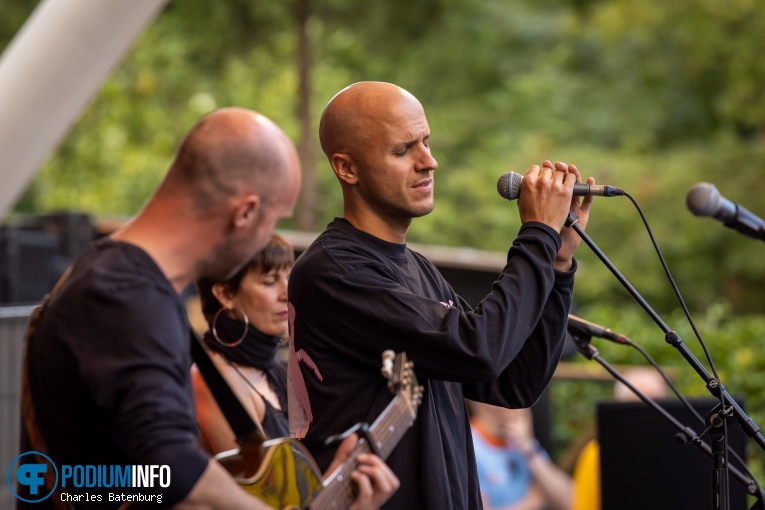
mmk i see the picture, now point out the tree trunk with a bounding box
[295,0,318,231]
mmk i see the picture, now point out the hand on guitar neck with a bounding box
[301,351,422,509]
[325,434,400,510]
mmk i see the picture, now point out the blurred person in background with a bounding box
[469,400,572,510]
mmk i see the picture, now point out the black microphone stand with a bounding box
[570,331,765,507]
[565,212,765,509]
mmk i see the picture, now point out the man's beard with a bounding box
[369,193,435,222]
[198,236,253,281]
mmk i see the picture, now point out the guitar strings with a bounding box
[315,396,412,506]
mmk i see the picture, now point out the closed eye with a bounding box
[392,135,430,156]
[392,144,413,157]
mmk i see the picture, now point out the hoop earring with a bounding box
[211,306,249,347]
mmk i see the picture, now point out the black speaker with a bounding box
[0,213,96,305]
[0,227,65,304]
[598,397,748,510]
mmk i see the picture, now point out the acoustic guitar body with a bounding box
[216,437,324,509]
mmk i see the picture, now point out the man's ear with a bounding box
[331,153,358,185]
[232,194,260,229]
[211,282,235,310]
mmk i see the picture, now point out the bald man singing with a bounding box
[287,82,594,509]
[21,108,397,510]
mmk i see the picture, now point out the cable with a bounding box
[623,191,719,381]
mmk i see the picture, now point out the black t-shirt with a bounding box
[20,240,208,509]
[288,218,575,510]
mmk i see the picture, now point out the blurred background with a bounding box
[2,0,764,504]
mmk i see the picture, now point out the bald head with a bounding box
[614,367,669,402]
[319,81,423,162]
[164,107,298,210]
[112,107,300,291]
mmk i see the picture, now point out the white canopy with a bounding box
[0,0,169,219]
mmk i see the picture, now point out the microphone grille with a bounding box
[497,172,523,201]
[686,182,721,217]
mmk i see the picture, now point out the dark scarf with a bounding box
[204,313,280,369]
[204,313,288,430]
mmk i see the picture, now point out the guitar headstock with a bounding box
[380,350,423,419]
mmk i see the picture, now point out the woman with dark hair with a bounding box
[193,233,294,447]
[192,233,399,509]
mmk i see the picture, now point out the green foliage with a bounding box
[3,0,765,479]
[0,1,38,54]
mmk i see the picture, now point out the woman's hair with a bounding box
[196,233,295,323]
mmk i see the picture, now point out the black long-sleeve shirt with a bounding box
[21,240,208,509]
[288,218,575,509]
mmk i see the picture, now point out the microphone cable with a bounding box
[620,190,719,384]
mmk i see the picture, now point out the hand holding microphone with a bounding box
[497,161,605,271]
[498,162,584,231]
[497,170,624,201]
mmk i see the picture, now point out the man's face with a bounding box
[354,96,438,222]
[208,146,301,281]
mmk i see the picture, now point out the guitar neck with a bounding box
[367,392,414,459]
[310,394,414,508]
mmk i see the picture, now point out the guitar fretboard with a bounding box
[308,393,414,508]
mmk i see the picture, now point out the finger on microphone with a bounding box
[525,164,541,178]
[554,168,570,185]
[540,166,554,179]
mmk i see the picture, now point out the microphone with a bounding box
[686,182,765,242]
[567,314,631,344]
[496,171,624,201]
